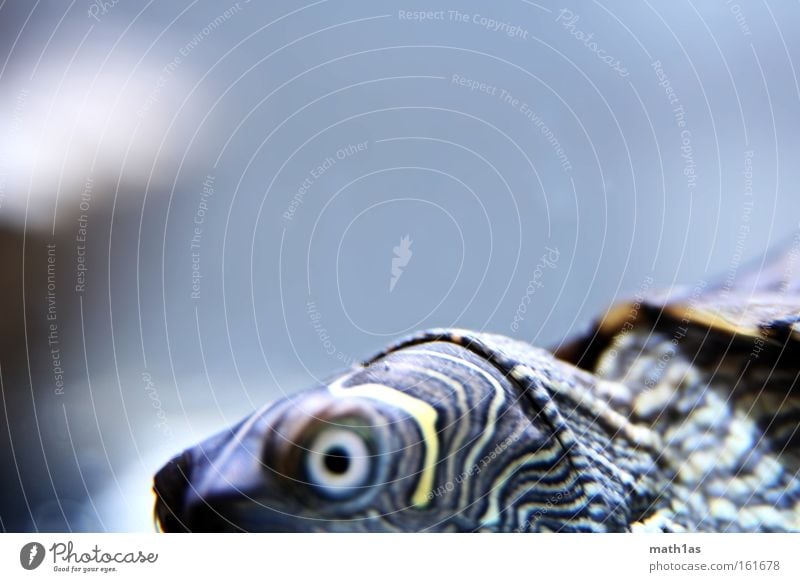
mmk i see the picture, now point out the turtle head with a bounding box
[154,340,564,532]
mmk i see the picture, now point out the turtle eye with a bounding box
[305,428,371,498]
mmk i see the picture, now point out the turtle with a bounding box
[153,241,800,532]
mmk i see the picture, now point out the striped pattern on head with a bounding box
[154,329,663,532]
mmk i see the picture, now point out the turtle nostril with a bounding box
[153,451,193,532]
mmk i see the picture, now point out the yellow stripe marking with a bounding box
[329,381,439,508]
[402,349,507,508]
[388,361,472,487]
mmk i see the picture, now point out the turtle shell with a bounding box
[556,238,800,367]
[550,238,800,531]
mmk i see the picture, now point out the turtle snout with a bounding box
[153,439,288,532]
[153,451,193,532]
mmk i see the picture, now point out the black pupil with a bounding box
[323,446,350,475]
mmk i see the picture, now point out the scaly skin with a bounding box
[153,327,800,532]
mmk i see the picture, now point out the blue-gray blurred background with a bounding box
[0,0,799,531]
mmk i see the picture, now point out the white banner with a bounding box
[0,534,798,581]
